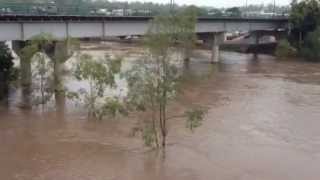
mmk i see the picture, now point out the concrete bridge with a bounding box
[0,15,288,64]
[0,15,288,41]
[0,15,288,89]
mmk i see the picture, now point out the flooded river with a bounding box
[1,42,320,180]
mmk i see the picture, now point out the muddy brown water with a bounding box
[1,45,320,180]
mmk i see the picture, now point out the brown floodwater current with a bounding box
[1,43,320,180]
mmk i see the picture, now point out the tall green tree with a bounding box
[176,6,197,61]
[126,9,205,148]
[290,0,320,47]
[301,27,320,60]
[72,53,124,119]
[0,43,14,100]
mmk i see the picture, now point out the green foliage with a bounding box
[186,108,207,132]
[17,33,56,107]
[301,27,320,61]
[125,9,204,148]
[99,97,128,119]
[19,33,55,61]
[31,52,54,106]
[145,8,197,57]
[176,7,197,60]
[289,0,320,47]
[225,7,242,17]
[275,39,297,58]
[0,43,14,76]
[290,0,320,32]
[0,43,14,99]
[142,123,157,147]
[0,0,289,18]
[72,53,123,119]
[289,0,320,59]
[53,38,80,64]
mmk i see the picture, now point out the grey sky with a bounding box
[113,0,291,8]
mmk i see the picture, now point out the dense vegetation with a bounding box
[0,43,14,100]
[286,0,320,61]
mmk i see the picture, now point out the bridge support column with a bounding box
[50,42,65,93]
[253,32,261,58]
[45,41,73,93]
[45,40,74,113]
[12,41,32,87]
[211,42,220,63]
[210,32,225,64]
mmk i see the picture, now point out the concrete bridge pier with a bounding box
[210,32,225,63]
[198,32,225,63]
[45,40,75,93]
[12,40,33,108]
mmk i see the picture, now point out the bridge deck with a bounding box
[0,15,289,23]
[0,15,289,41]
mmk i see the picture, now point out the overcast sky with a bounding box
[112,0,291,8]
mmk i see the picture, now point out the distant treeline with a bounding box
[0,0,290,17]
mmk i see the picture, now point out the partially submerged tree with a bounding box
[0,42,14,100]
[18,33,79,108]
[18,33,55,108]
[72,53,124,119]
[175,6,197,61]
[225,7,242,17]
[31,52,54,109]
[125,9,206,148]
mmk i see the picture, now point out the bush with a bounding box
[0,43,14,75]
[275,39,297,58]
[301,28,320,61]
[0,43,14,99]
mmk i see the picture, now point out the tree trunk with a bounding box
[53,58,64,92]
[55,90,66,119]
[162,133,166,148]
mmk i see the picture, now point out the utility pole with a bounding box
[273,0,276,17]
[170,0,174,14]
[245,0,248,17]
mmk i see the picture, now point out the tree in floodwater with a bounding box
[31,52,54,109]
[72,53,125,120]
[20,34,55,109]
[175,6,197,61]
[0,43,14,100]
[19,33,79,109]
[125,10,206,148]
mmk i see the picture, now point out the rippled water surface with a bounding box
[1,42,320,180]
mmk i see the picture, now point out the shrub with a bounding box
[301,28,320,61]
[275,39,297,58]
[0,43,14,77]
